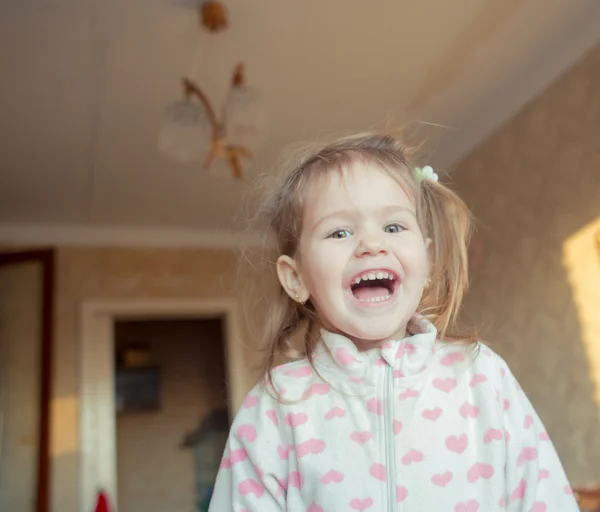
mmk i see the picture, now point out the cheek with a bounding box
[395,242,429,279]
[299,247,344,296]
[307,264,338,296]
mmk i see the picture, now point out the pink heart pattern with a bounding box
[320,469,344,485]
[350,498,373,511]
[422,407,442,421]
[446,434,468,454]
[229,448,247,466]
[369,463,386,482]
[350,431,373,445]
[325,406,346,420]
[433,377,457,393]
[441,351,465,366]
[455,499,479,512]
[236,424,257,443]
[395,345,406,359]
[277,444,294,460]
[285,365,312,378]
[265,409,279,426]
[459,402,479,419]
[431,471,453,487]
[517,446,538,467]
[289,471,304,490]
[239,479,264,498]
[302,383,331,399]
[401,449,424,465]
[399,388,419,401]
[242,395,259,409]
[336,347,358,366]
[511,479,527,500]
[483,428,503,444]
[297,439,326,458]
[367,398,383,416]
[467,462,494,483]
[396,485,408,502]
[469,374,487,388]
[393,420,403,435]
[286,412,308,427]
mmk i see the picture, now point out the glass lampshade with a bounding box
[158,99,212,165]
[222,86,267,153]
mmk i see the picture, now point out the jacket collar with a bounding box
[313,315,437,383]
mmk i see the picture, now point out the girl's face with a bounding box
[277,164,431,348]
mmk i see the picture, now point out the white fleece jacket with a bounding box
[209,317,578,512]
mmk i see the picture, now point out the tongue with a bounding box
[353,285,389,300]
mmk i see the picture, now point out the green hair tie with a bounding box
[415,165,439,183]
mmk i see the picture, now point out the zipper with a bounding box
[384,364,396,511]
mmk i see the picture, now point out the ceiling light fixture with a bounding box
[158,1,267,179]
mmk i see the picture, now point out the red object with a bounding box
[95,490,110,512]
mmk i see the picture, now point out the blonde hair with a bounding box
[243,132,476,391]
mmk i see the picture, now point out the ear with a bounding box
[425,237,433,258]
[276,255,309,303]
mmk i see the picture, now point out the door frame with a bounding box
[0,249,54,512]
[78,298,245,512]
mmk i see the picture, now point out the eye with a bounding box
[384,223,405,234]
[328,228,352,239]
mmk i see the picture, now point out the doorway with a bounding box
[114,318,228,512]
[79,299,244,512]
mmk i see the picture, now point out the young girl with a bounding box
[208,133,578,511]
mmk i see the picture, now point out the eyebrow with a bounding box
[311,205,416,231]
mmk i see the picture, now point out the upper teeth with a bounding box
[353,271,395,284]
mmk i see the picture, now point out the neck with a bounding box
[345,325,411,352]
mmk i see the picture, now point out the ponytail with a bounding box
[418,179,476,342]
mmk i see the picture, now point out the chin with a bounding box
[319,301,411,343]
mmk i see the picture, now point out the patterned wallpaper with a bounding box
[453,43,600,486]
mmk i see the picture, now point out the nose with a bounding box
[355,231,388,258]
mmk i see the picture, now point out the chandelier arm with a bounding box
[182,78,221,144]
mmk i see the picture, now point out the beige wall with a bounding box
[454,43,600,486]
[115,318,226,512]
[51,247,260,512]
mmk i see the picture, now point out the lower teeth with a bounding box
[359,295,391,303]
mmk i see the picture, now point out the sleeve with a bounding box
[495,357,580,511]
[208,386,288,512]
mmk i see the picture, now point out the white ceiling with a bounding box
[1,0,599,247]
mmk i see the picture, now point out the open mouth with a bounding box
[349,270,398,304]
